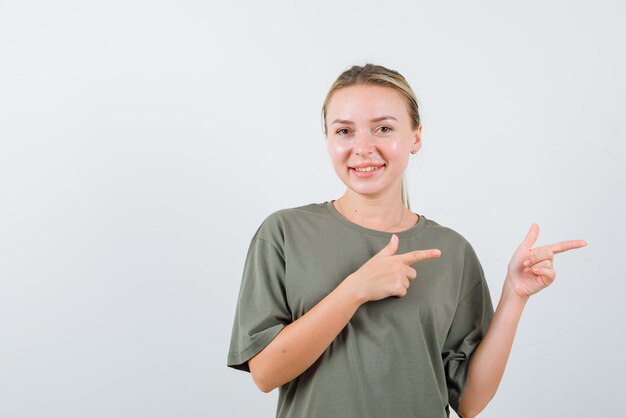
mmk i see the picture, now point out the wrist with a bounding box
[341,273,369,307]
[502,278,530,307]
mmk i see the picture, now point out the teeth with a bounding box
[354,166,381,172]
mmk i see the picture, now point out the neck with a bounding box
[337,189,406,230]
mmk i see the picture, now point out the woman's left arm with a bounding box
[458,224,587,418]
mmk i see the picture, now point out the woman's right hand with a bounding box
[347,234,441,303]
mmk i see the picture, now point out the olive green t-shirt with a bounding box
[227,201,494,418]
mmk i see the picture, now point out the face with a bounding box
[325,84,422,200]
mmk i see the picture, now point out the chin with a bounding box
[345,185,387,196]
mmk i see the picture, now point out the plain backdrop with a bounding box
[1,1,624,417]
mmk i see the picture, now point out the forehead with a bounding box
[326,84,408,119]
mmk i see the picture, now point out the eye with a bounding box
[378,126,393,133]
[336,128,351,135]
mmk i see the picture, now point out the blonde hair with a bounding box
[321,63,421,211]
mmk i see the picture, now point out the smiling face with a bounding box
[325,84,422,201]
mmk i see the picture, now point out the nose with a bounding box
[353,130,376,156]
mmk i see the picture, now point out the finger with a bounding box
[398,248,441,265]
[406,267,417,280]
[531,266,557,284]
[548,240,588,255]
[524,246,554,267]
[377,234,399,257]
[519,223,540,249]
[524,259,552,273]
[524,239,587,267]
[395,281,409,297]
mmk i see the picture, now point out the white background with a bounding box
[1,1,624,417]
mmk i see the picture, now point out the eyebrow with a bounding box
[330,115,398,125]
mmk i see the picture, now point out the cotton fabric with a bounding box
[227,201,494,418]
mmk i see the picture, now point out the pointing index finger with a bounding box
[549,240,588,254]
[398,248,442,265]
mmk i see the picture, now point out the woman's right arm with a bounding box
[248,272,366,392]
[248,234,441,392]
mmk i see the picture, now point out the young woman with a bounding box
[227,64,586,418]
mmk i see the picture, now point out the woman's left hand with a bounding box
[504,223,587,300]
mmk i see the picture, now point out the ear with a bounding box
[412,123,422,152]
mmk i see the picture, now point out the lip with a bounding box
[350,164,385,178]
[349,163,385,169]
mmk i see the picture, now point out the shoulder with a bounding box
[253,201,328,245]
[420,216,480,259]
[421,215,472,245]
[421,218,487,294]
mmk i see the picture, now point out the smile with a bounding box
[350,165,385,177]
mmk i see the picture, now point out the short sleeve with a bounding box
[227,236,292,372]
[442,241,494,414]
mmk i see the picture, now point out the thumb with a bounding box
[377,234,399,257]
